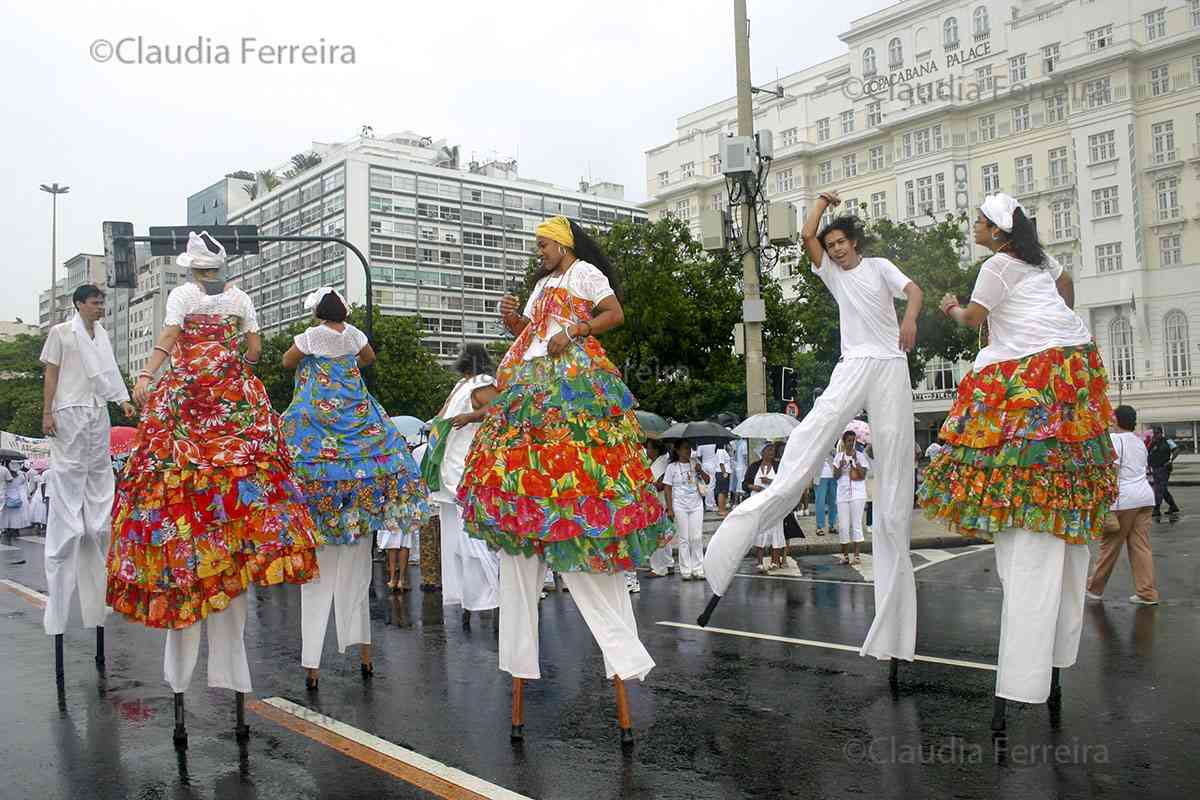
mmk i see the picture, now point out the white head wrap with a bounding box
[176,231,227,269]
[980,193,1022,233]
[304,286,348,312]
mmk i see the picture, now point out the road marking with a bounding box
[250,697,534,800]
[737,573,872,586]
[912,545,993,573]
[0,578,48,608]
[19,536,44,545]
[657,621,996,672]
[0,543,19,552]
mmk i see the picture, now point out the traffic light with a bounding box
[770,365,796,402]
[102,221,136,289]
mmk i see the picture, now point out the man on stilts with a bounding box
[701,191,923,685]
[40,284,135,687]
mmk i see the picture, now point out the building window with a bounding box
[905,181,915,217]
[1165,310,1191,377]
[844,197,861,217]
[777,169,795,192]
[1084,77,1112,109]
[871,191,888,218]
[1156,176,1180,220]
[1043,43,1060,74]
[863,47,876,76]
[782,127,798,147]
[1193,0,1200,27]
[932,124,943,151]
[1051,200,1073,240]
[915,128,931,155]
[711,192,725,211]
[1096,242,1123,273]
[1088,130,1117,163]
[818,161,832,185]
[1150,65,1171,97]
[925,358,957,391]
[982,163,1000,193]
[1151,120,1176,163]
[1161,234,1183,267]
[916,176,934,214]
[681,161,695,178]
[817,118,830,142]
[869,145,884,171]
[1087,25,1113,51]
[935,173,946,210]
[975,65,994,93]
[843,154,858,178]
[1110,318,1135,381]
[1015,156,1034,193]
[1009,54,1027,83]
[657,171,669,188]
[1046,93,1067,124]
[1012,105,1031,133]
[841,110,855,135]
[903,133,913,159]
[1194,54,1200,87]
[1049,147,1070,185]
[944,18,959,48]
[866,101,882,127]
[978,114,996,142]
[674,198,692,219]
[1145,9,1166,41]
[973,6,990,39]
[1092,186,1120,217]
[889,37,903,68]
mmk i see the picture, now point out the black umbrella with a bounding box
[0,449,27,462]
[659,421,737,447]
[634,411,671,439]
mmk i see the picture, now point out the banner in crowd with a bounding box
[0,431,50,459]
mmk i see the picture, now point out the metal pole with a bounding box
[734,0,766,416]
[50,193,57,323]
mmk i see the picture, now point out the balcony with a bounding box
[1108,376,1198,398]
[1046,226,1078,244]
[973,30,990,42]
[1014,180,1036,196]
[1154,205,1184,224]
[1146,149,1180,171]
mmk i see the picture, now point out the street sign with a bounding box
[785,402,800,418]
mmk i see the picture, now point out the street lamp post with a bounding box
[40,183,70,325]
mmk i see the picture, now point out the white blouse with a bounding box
[164,283,259,332]
[294,323,368,358]
[520,260,614,361]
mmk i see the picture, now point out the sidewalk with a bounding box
[700,507,981,557]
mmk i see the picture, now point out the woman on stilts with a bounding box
[280,287,428,690]
[457,216,670,746]
[921,194,1116,733]
[107,232,321,748]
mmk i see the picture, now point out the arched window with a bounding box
[863,47,876,75]
[973,6,990,37]
[944,17,959,47]
[1110,317,1136,382]
[889,38,903,68]
[1165,309,1191,379]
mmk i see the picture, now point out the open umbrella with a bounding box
[732,413,800,440]
[634,410,670,439]
[0,449,26,462]
[660,421,737,447]
[110,426,138,455]
[390,415,427,446]
[844,419,871,445]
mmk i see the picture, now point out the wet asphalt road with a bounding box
[2,490,1199,800]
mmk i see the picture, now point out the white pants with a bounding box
[439,502,500,611]
[498,552,654,681]
[837,499,866,544]
[673,503,705,577]
[994,528,1088,703]
[164,592,251,693]
[44,405,113,636]
[648,540,675,575]
[301,537,373,669]
[704,357,916,661]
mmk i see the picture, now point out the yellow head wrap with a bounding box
[535,216,575,250]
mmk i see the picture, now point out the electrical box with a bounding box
[756,129,774,161]
[700,209,727,252]
[767,201,799,245]
[720,136,756,176]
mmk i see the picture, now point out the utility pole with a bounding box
[734,0,767,416]
[40,183,70,325]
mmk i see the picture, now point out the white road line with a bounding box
[657,621,996,672]
[260,697,534,800]
[18,536,44,545]
[912,544,993,573]
[0,544,19,551]
[736,573,872,586]
[0,578,49,604]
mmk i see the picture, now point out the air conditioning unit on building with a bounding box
[721,136,756,176]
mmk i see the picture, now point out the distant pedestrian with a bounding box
[813,449,838,536]
[1086,405,1158,605]
[646,439,675,578]
[714,444,732,516]
[663,439,709,580]
[750,443,785,571]
[833,431,869,565]
[1147,427,1181,519]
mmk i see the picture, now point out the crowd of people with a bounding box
[27,189,1171,748]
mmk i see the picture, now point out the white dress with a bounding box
[1,468,30,530]
[753,464,785,548]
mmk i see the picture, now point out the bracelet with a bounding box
[243,356,259,365]
[584,321,593,337]
[137,371,152,380]
[153,345,171,356]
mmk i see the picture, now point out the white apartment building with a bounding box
[127,251,188,377]
[223,132,647,361]
[39,253,105,332]
[647,0,1200,449]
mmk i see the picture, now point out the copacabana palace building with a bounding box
[646,0,1200,451]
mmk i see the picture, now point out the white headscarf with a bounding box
[980,193,1022,233]
[176,231,227,269]
[303,286,348,313]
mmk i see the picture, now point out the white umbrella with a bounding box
[732,413,800,440]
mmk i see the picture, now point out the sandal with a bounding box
[852,556,862,565]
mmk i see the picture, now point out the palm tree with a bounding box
[243,169,281,201]
[283,152,322,179]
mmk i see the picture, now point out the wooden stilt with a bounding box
[510,677,524,742]
[1047,666,1062,706]
[173,693,188,749]
[234,691,250,742]
[991,696,1007,732]
[614,677,634,747]
[888,657,899,688]
[94,626,105,671]
[54,634,64,687]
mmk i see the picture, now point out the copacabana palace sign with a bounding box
[863,40,991,96]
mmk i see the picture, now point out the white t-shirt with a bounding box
[294,323,368,358]
[663,460,705,511]
[164,283,260,332]
[833,450,870,502]
[1110,431,1154,511]
[814,254,912,360]
[521,260,614,361]
[715,448,731,475]
[696,444,718,471]
[969,253,1090,371]
[819,452,836,480]
[753,462,778,493]
[40,321,105,411]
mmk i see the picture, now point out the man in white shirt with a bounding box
[40,285,135,683]
[704,190,923,684]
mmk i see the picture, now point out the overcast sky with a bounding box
[0,0,890,323]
